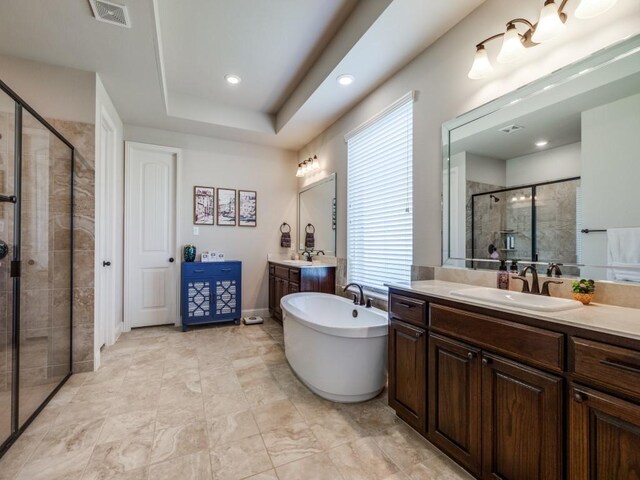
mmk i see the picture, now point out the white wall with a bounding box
[124,125,298,313]
[466,152,506,186]
[296,0,640,266]
[0,53,95,124]
[581,92,640,267]
[506,142,581,187]
[95,75,124,350]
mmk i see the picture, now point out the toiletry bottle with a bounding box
[510,259,519,274]
[497,260,509,290]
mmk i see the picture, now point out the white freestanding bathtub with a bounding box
[280,292,388,403]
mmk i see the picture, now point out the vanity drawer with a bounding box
[571,337,640,398]
[389,294,427,327]
[289,269,300,284]
[430,304,564,372]
[274,266,289,280]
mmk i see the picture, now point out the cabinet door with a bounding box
[482,354,562,480]
[268,274,275,313]
[428,334,481,476]
[288,282,299,294]
[274,278,287,319]
[388,319,427,434]
[569,384,640,480]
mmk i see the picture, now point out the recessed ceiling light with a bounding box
[225,74,241,85]
[337,74,354,86]
[535,140,549,147]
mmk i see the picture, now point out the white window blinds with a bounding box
[346,93,413,292]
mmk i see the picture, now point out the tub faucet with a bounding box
[344,283,366,306]
[546,263,563,277]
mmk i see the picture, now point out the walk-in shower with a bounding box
[0,79,74,455]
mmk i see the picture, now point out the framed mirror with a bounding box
[442,35,640,282]
[298,173,336,255]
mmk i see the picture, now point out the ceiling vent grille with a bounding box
[498,124,524,134]
[89,0,131,28]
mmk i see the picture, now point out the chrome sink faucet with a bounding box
[512,265,562,296]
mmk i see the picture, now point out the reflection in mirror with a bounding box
[298,173,336,256]
[443,35,640,282]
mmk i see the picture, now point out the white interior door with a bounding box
[125,142,179,329]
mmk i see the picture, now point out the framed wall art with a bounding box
[194,186,214,225]
[238,190,257,227]
[217,188,237,226]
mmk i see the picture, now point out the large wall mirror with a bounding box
[298,173,336,256]
[443,35,640,282]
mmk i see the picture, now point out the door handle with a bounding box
[0,240,8,260]
[0,194,16,203]
[103,261,111,267]
[169,257,175,263]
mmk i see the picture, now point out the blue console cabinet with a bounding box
[181,261,242,331]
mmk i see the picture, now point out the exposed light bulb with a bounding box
[497,24,527,64]
[337,74,354,86]
[468,46,493,80]
[532,1,566,43]
[575,0,618,19]
[224,74,242,85]
[295,164,304,177]
[311,155,320,171]
[535,140,549,147]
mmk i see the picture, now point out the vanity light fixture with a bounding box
[337,74,355,86]
[295,156,320,177]
[468,0,618,79]
[225,74,241,85]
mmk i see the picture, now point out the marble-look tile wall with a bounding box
[50,119,95,373]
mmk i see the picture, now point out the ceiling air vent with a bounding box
[89,0,131,28]
[498,124,525,134]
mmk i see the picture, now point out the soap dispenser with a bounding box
[497,260,509,290]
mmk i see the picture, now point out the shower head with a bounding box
[489,194,500,203]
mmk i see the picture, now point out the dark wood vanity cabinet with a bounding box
[268,262,335,321]
[388,319,427,434]
[388,287,640,480]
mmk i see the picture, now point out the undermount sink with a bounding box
[278,260,314,266]
[450,287,583,312]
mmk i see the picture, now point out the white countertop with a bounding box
[268,259,336,269]
[388,280,640,342]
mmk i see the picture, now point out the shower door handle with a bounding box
[0,194,17,203]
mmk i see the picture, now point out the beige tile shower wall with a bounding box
[50,119,95,374]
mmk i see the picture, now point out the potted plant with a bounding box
[572,279,595,305]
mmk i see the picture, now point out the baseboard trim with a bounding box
[242,308,270,319]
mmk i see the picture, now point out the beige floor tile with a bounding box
[97,408,157,444]
[156,399,206,430]
[308,410,365,449]
[201,372,242,395]
[373,423,441,471]
[82,433,153,480]
[328,437,401,480]
[276,452,343,480]
[148,450,213,480]
[242,378,288,406]
[289,390,339,422]
[342,400,403,434]
[54,398,113,426]
[208,409,259,447]
[243,469,278,480]
[17,445,93,480]
[203,391,249,419]
[262,421,323,467]
[407,454,475,480]
[150,422,209,464]
[158,380,203,405]
[31,417,105,460]
[161,367,201,386]
[0,431,47,480]
[252,399,304,433]
[209,434,273,480]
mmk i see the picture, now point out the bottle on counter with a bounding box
[497,260,510,290]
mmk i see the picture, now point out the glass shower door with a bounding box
[18,111,72,427]
[0,89,16,445]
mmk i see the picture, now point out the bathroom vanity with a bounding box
[268,260,335,322]
[387,280,640,480]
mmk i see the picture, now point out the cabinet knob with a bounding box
[102,261,111,267]
[573,392,587,403]
[482,357,492,366]
[467,352,476,359]
[169,257,175,263]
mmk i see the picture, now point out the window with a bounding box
[346,92,413,292]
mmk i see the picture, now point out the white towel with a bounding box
[607,228,640,282]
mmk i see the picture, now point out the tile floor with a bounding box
[0,318,473,480]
